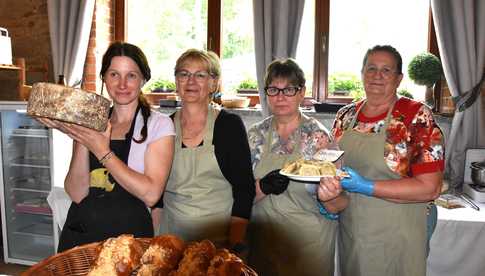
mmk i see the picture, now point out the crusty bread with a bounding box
[136,235,185,276]
[282,158,337,176]
[27,82,111,131]
[207,249,246,276]
[87,234,144,276]
[170,240,217,276]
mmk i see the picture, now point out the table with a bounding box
[427,201,485,276]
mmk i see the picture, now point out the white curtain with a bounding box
[252,0,305,117]
[47,0,95,87]
[431,0,485,190]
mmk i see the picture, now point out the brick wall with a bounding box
[0,0,114,92]
[83,0,115,92]
[0,0,52,84]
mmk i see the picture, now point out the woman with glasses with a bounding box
[246,58,348,276]
[154,49,255,253]
[39,42,175,252]
[322,45,445,276]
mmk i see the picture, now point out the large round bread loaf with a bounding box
[27,82,111,131]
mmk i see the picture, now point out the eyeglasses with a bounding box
[264,86,301,97]
[363,65,399,79]
[175,70,214,83]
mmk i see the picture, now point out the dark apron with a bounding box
[58,107,153,252]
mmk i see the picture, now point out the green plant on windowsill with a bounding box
[328,72,362,96]
[236,78,258,94]
[147,78,176,93]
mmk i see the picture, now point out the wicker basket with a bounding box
[22,237,257,276]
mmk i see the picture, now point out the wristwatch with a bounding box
[231,242,248,254]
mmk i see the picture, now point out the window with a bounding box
[126,0,255,95]
[220,1,256,93]
[326,0,430,102]
[126,0,208,91]
[120,0,438,104]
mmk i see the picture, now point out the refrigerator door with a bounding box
[0,108,55,265]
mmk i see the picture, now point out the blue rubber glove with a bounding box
[341,167,375,196]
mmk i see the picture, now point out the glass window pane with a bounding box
[328,0,429,101]
[127,0,208,91]
[296,0,315,97]
[221,0,256,95]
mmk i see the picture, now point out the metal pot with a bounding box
[471,161,485,186]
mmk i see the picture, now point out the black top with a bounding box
[154,109,255,220]
[58,107,153,252]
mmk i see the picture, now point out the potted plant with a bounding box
[328,72,362,96]
[236,78,259,107]
[407,52,442,107]
[236,78,258,94]
[148,78,176,93]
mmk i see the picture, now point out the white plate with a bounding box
[312,150,345,162]
[280,170,347,183]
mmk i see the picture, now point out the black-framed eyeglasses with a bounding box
[175,70,214,83]
[264,86,301,97]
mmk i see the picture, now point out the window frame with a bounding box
[116,0,442,108]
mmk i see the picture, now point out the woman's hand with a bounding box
[36,117,68,132]
[341,167,375,196]
[317,176,342,202]
[58,121,112,159]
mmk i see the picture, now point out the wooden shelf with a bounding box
[0,58,29,101]
[0,64,21,70]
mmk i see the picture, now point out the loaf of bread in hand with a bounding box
[27,82,111,131]
[170,240,217,276]
[87,234,144,276]
[136,234,185,276]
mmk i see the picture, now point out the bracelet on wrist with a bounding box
[316,200,339,220]
[98,151,114,166]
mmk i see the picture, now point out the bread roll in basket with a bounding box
[22,234,258,276]
[27,82,111,131]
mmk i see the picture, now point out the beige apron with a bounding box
[338,101,427,276]
[249,113,337,276]
[161,106,233,246]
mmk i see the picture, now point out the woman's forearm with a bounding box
[64,141,90,203]
[323,193,349,213]
[228,216,249,246]
[102,136,174,206]
[374,171,443,203]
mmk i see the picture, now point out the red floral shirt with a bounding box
[333,97,445,177]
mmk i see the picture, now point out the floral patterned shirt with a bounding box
[248,113,337,170]
[333,97,445,177]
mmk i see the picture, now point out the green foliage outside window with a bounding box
[237,78,258,90]
[147,79,176,92]
[328,72,363,96]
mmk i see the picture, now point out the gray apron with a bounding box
[249,113,337,276]
[161,106,233,246]
[338,101,427,276]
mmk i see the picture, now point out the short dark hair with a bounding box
[100,41,151,82]
[362,45,403,74]
[264,58,305,88]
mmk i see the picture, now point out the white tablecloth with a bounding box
[427,202,485,276]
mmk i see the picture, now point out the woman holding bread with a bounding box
[246,58,348,276]
[39,42,175,252]
[153,49,255,253]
